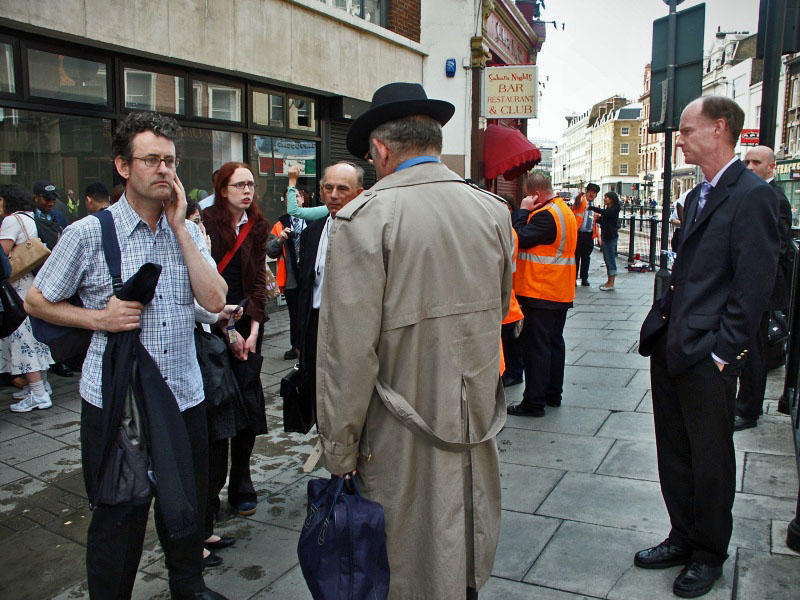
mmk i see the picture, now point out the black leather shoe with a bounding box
[545,399,561,407]
[634,538,691,569]
[189,589,230,600]
[203,553,223,568]
[581,280,590,287]
[672,561,722,598]
[50,362,73,377]
[283,349,297,360]
[507,403,545,417]
[501,375,523,387]
[204,536,236,550]
[733,415,758,431]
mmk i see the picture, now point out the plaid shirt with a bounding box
[34,196,216,411]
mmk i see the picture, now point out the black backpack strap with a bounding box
[92,210,123,294]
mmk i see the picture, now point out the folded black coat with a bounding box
[98,262,198,540]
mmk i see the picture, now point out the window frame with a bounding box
[621,126,630,136]
[287,93,318,134]
[619,163,629,175]
[0,34,21,100]
[188,74,245,125]
[119,60,188,117]
[620,143,629,155]
[251,87,289,132]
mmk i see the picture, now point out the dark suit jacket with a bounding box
[769,179,793,310]
[639,159,779,377]
[296,217,328,357]
[203,210,270,323]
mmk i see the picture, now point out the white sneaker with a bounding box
[10,391,52,413]
[12,382,53,400]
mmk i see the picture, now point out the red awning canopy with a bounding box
[484,124,542,181]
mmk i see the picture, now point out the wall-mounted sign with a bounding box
[483,65,537,119]
[740,129,760,146]
[485,13,531,64]
[0,162,16,175]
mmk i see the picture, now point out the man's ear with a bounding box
[114,156,130,181]
[372,138,390,163]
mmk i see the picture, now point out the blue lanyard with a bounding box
[394,155,440,172]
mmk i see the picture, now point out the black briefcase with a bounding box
[281,365,315,434]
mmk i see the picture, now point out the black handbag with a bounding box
[281,365,315,434]
[194,326,242,410]
[0,276,27,338]
[230,351,268,435]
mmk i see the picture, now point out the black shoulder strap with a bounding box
[92,210,123,294]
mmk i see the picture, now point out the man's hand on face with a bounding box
[520,195,536,211]
[99,296,143,333]
[288,165,300,187]
[164,171,188,232]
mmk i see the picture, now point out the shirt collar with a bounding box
[394,155,440,173]
[115,194,168,237]
[707,156,738,188]
[237,211,249,228]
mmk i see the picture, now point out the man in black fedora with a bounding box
[304,82,514,600]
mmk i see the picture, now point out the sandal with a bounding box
[599,285,614,291]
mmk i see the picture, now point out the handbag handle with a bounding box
[12,213,33,246]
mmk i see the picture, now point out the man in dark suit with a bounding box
[636,96,779,598]
[734,145,793,430]
[296,162,364,399]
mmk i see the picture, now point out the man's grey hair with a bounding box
[321,161,364,188]
[112,111,182,160]
[369,115,443,157]
[524,172,553,196]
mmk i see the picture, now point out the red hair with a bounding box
[205,162,266,251]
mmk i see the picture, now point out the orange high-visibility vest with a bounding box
[572,194,598,239]
[516,197,577,303]
[270,221,287,292]
[503,229,524,325]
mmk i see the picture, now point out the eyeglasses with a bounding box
[132,155,179,169]
[227,181,257,190]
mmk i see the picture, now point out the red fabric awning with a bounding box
[484,124,542,181]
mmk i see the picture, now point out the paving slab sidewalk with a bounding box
[0,248,797,599]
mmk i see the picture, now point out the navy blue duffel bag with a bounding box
[298,475,389,600]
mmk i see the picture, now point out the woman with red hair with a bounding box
[202,162,270,561]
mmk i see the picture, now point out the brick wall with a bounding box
[386,0,421,43]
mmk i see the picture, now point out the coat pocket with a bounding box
[687,313,721,331]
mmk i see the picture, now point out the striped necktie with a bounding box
[695,182,712,220]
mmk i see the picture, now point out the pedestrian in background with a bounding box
[572,182,599,287]
[0,184,54,412]
[637,96,778,598]
[203,161,269,519]
[84,182,111,214]
[590,190,621,291]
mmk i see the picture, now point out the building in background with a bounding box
[529,137,555,180]
[590,104,642,196]
[0,0,426,224]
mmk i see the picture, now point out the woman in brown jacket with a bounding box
[202,162,269,529]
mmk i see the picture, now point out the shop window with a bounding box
[288,96,316,132]
[0,107,112,220]
[124,67,185,115]
[251,135,318,225]
[253,91,285,128]
[192,80,242,122]
[28,49,107,105]
[179,127,243,204]
[1,43,14,93]
[318,0,383,25]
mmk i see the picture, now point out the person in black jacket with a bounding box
[589,191,621,291]
[636,96,778,598]
[733,145,794,430]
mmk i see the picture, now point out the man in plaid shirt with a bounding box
[26,112,228,600]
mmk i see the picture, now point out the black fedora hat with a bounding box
[346,82,455,158]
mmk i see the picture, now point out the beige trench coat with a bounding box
[314,161,513,600]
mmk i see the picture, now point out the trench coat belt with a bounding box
[304,377,507,472]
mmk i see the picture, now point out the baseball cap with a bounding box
[32,180,60,199]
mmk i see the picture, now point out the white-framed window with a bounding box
[620,163,629,175]
[793,78,800,109]
[124,69,156,111]
[208,86,242,122]
[621,126,630,136]
[620,143,629,155]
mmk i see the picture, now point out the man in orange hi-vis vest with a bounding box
[507,172,577,418]
[572,182,599,287]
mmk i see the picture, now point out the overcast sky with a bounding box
[528,0,761,142]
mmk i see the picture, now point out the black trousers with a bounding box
[285,286,300,350]
[575,231,594,281]
[518,307,567,409]
[650,336,737,566]
[735,311,770,420]
[81,399,207,599]
[501,321,524,380]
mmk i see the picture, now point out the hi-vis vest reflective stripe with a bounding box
[516,197,577,303]
[270,221,287,291]
[572,194,598,239]
[504,228,523,324]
